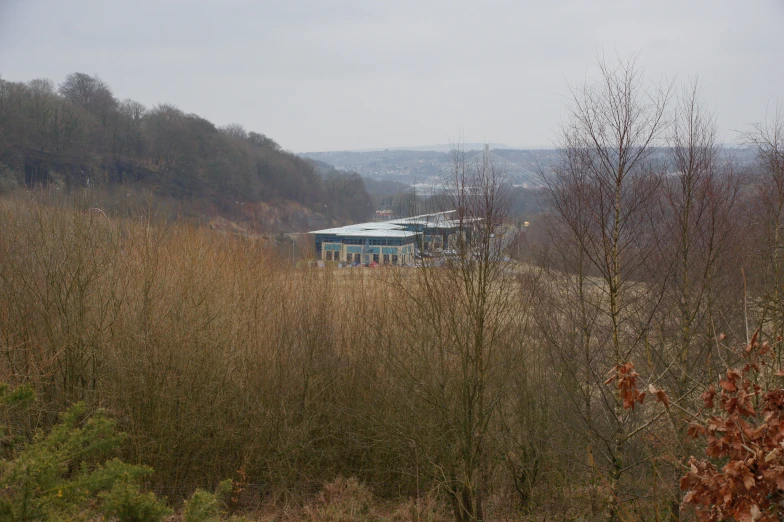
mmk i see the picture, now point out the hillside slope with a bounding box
[0,73,372,230]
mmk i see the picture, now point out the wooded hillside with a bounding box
[0,73,373,228]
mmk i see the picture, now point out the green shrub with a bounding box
[100,478,171,522]
[183,478,234,522]
[0,384,169,521]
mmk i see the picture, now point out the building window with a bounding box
[326,251,332,261]
[383,254,390,264]
[373,254,379,263]
[392,255,398,265]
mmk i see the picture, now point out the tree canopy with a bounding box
[0,72,372,225]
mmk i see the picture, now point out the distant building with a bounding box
[310,211,464,265]
[375,209,395,220]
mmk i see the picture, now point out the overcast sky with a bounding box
[1,0,782,152]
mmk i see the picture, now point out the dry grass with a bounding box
[0,197,696,520]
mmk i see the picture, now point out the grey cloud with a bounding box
[1,0,782,151]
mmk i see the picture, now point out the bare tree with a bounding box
[379,145,525,521]
[20,78,57,151]
[248,131,281,151]
[541,55,671,520]
[648,81,741,520]
[743,108,784,344]
[118,99,147,160]
[220,123,248,141]
[59,72,117,123]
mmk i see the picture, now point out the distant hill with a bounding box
[0,73,373,230]
[342,143,511,153]
[301,146,758,190]
[299,147,558,187]
[299,149,446,183]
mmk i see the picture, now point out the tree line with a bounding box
[0,72,373,225]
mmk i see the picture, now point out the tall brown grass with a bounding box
[0,197,714,520]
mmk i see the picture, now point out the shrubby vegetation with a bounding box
[0,72,373,227]
[0,384,171,521]
[0,57,782,520]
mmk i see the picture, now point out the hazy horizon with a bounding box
[299,142,760,154]
[1,0,782,152]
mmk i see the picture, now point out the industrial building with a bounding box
[311,211,463,265]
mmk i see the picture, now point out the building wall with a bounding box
[319,240,413,265]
